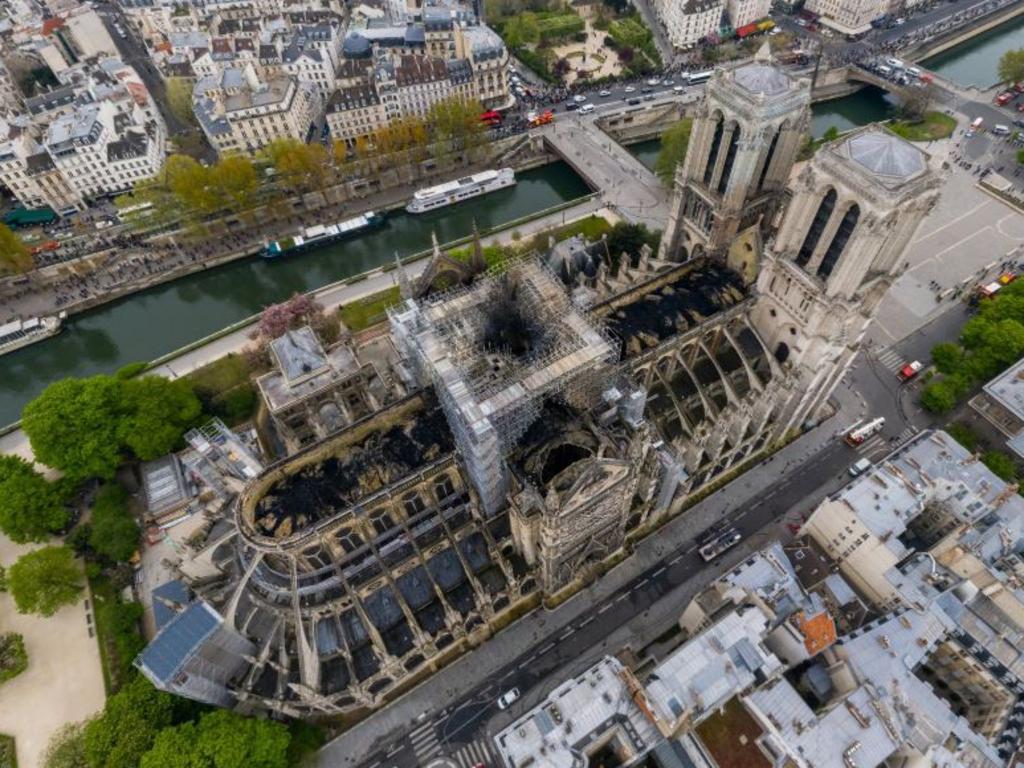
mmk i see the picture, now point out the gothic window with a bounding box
[817,204,860,280]
[795,188,836,268]
[716,125,741,195]
[402,492,426,517]
[702,117,724,186]
[756,128,781,192]
[434,475,456,501]
[774,342,790,363]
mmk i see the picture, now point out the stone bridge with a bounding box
[538,105,671,231]
[812,64,914,104]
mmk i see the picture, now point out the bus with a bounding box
[844,417,885,446]
[688,70,713,85]
[479,110,502,127]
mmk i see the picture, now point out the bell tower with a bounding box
[660,53,811,262]
[750,125,942,429]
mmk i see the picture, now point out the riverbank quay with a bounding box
[0,136,556,324]
[0,199,611,459]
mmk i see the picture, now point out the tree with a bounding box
[503,11,540,47]
[0,633,28,684]
[89,484,140,563]
[822,126,840,142]
[606,222,659,262]
[899,84,934,122]
[998,49,1024,86]
[141,710,291,768]
[0,454,69,542]
[164,78,198,127]
[0,223,32,274]
[22,375,124,479]
[654,118,692,186]
[165,154,219,217]
[982,451,1017,482]
[117,376,202,460]
[931,342,964,375]
[84,676,177,768]
[1018,148,1024,166]
[8,546,83,617]
[43,722,88,768]
[258,293,320,339]
[920,379,959,413]
[264,139,330,193]
[426,97,487,150]
[210,155,259,212]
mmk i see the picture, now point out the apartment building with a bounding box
[806,0,886,35]
[726,0,771,27]
[324,84,386,146]
[0,99,165,212]
[192,64,321,154]
[653,0,723,49]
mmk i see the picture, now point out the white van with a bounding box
[578,103,595,115]
[849,458,872,477]
[876,65,892,77]
[994,124,1011,135]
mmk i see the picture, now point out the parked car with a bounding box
[599,89,611,97]
[624,85,636,93]
[573,94,587,103]
[497,688,520,710]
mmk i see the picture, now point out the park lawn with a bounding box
[184,353,260,425]
[888,112,956,141]
[338,286,401,332]
[553,214,612,241]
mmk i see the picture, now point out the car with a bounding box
[641,86,651,93]
[599,89,611,97]
[573,94,586,103]
[663,79,674,86]
[646,78,660,86]
[673,85,684,93]
[849,458,872,477]
[795,18,807,26]
[1013,118,1024,128]
[565,101,579,110]
[897,360,922,381]
[497,688,520,710]
[624,85,636,93]
[578,103,595,114]
[643,93,655,101]
[626,97,641,105]
[907,66,921,77]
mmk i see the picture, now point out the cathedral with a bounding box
[137,57,943,717]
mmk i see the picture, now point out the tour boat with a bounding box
[0,311,66,357]
[263,211,386,259]
[406,168,516,214]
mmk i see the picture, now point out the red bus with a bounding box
[479,110,502,127]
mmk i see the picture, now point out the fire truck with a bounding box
[844,418,885,446]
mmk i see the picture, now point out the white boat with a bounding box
[0,311,66,357]
[406,168,516,214]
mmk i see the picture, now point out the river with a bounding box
[923,12,1024,88]
[0,163,590,427]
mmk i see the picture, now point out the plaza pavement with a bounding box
[0,538,105,768]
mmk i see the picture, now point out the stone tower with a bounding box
[660,57,811,262]
[750,125,942,429]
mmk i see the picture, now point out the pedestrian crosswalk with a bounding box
[875,348,905,373]
[451,739,497,768]
[853,428,918,460]
[409,722,442,763]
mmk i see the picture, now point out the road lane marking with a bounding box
[615,593,629,603]
[579,616,594,628]
[651,566,666,577]
[669,555,683,564]
[560,628,575,640]
[539,642,555,654]
[598,603,612,614]
[386,746,402,757]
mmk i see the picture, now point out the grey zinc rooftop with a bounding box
[138,601,221,683]
[842,127,926,181]
[983,355,1024,424]
[733,63,790,96]
[271,327,329,384]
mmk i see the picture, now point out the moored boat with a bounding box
[264,211,385,258]
[0,311,67,357]
[406,168,516,214]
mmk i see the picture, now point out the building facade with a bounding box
[653,0,723,50]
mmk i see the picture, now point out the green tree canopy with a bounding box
[0,632,28,684]
[89,483,140,563]
[263,139,330,193]
[0,454,69,542]
[982,451,1017,482]
[8,546,83,616]
[0,223,32,274]
[141,710,291,768]
[654,118,692,186]
[930,341,964,375]
[503,11,540,47]
[84,676,178,768]
[606,222,660,262]
[117,376,202,461]
[999,49,1024,86]
[209,154,259,211]
[43,722,87,768]
[22,375,124,479]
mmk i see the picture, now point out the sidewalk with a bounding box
[315,379,862,767]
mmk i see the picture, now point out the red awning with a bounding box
[736,23,758,37]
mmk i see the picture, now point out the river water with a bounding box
[923,12,1024,88]
[0,163,589,427]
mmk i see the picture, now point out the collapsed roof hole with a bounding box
[481,275,550,359]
